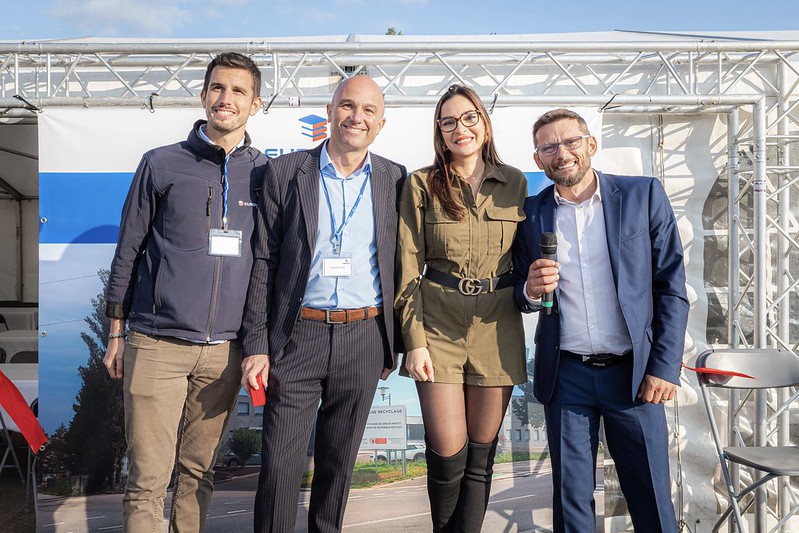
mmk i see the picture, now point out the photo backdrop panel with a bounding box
[37,105,601,433]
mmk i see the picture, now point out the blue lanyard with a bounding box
[221,154,230,230]
[320,165,370,254]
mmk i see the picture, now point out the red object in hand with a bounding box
[251,374,266,407]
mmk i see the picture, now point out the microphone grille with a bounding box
[540,232,557,247]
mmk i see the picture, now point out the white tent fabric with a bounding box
[0,120,38,302]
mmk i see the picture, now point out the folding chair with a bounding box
[25,399,38,514]
[0,405,24,482]
[697,348,799,532]
[0,370,46,490]
[9,351,38,363]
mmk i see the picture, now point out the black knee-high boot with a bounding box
[426,442,468,532]
[454,438,498,532]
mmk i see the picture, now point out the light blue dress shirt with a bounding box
[302,142,382,309]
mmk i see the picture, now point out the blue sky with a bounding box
[4,0,799,40]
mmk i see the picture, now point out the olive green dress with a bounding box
[395,163,528,386]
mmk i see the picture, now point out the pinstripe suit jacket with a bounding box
[241,144,406,369]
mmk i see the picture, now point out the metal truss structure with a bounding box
[2,36,799,528]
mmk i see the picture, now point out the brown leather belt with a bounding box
[300,306,383,324]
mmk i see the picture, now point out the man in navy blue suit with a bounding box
[513,108,689,533]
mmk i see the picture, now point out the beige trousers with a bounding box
[122,331,242,532]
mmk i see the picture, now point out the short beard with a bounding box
[549,167,588,188]
[207,118,236,134]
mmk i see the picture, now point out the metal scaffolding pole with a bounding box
[727,108,741,533]
[753,98,769,532]
[777,62,791,532]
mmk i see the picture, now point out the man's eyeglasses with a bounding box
[438,110,481,133]
[535,134,591,157]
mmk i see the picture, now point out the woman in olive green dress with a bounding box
[395,84,527,532]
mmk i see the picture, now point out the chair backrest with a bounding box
[696,349,799,389]
[9,351,38,364]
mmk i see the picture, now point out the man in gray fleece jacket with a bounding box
[103,52,267,532]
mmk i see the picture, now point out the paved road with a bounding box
[38,460,604,532]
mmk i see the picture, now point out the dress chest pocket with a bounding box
[485,206,525,254]
[424,207,463,258]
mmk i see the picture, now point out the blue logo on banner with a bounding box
[299,114,328,142]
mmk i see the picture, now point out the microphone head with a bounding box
[540,232,557,255]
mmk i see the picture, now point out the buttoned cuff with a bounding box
[105,301,128,319]
[522,286,543,309]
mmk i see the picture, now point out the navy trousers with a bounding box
[544,356,678,533]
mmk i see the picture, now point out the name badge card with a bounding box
[321,253,352,278]
[208,228,242,257]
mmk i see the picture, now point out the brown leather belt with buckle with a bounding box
[561,349,633,368]
[424,267,514,296]
[300,306,383,324]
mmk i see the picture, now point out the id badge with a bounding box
[321,253,352,278]
[208,228,242,257]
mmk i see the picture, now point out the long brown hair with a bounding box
[429,85,504,220]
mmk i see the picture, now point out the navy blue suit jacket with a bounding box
[513,171,689,404]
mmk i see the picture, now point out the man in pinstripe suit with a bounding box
[240,75,406,533]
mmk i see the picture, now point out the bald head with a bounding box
[332,75,385,110]
[326,75,386,163]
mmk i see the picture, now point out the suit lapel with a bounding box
[538,186,558,304]
[537,185,557,250]
[297,146,322,254]
[598,171,622,288]
[370,155,388,252]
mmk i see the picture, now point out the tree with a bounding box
[227,428,261,466]
[61,269,126,493]
[385,27,403,35]
[38,423,72,479]
[512,357,546,428]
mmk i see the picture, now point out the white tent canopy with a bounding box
[0,118,37,302]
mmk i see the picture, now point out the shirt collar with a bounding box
[482,162,507,183]
[198,124,246,153]
[554,170,602,206]
[320,140,372,179]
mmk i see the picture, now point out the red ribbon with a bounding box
[682,362,754,380]
[0,369,46,453]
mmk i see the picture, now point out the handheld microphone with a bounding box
[539,232,557,315]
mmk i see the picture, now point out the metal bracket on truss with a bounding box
[488,94,498,115]
[12,95,40,113]
[600,93,619,112]
[262,94,277,115]
[147,93,158,113]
